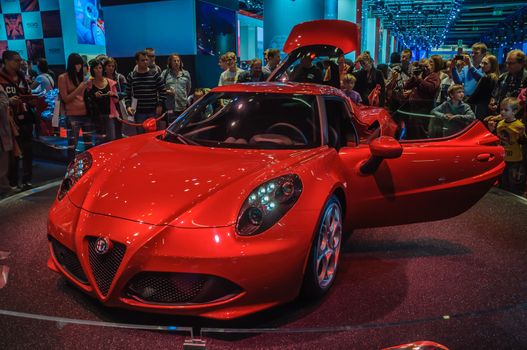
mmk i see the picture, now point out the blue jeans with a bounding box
[500,161,526,195]
[135,112,156,134]
[94,115,122,145]
[67,116,94,155]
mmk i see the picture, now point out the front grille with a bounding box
[126,272,243,305]
[49,236,88,284]
[87,237,126,296]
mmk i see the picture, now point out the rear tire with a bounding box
[301,195,343,299]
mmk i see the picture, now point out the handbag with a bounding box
[51,95,63,127]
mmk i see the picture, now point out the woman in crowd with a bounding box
[58,53,93,156]
[31,58,54,93]
[436,59,454,105]
[403,56,442,138]
[84,59,120,144]
[161,53,192,125]
[353,52,386,106]
[103,57,126,138]
[104,57,127,98]
[467,55,500,120]
[334,54,351,86]
[404,55,442,114]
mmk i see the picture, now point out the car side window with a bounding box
[394,109,476,141]
[323,97,358,148]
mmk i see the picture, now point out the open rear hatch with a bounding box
[268,20,359,82]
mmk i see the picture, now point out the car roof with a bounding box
[212,82,348,99]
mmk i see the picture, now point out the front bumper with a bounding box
[47,196,317,319]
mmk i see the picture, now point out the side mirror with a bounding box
[360,136,402,174]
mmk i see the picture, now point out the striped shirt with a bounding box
[125,70,166,113]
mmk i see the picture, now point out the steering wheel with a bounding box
[266,123,308,145]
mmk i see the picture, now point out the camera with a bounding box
[455,55,464,61]
[413,67,423,75]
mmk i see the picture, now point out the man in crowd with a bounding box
[238,58,269,82]
[218,52,244,86]
[133,47,162,74]
[399,48,413,81]
[490,49,527,113]
[386,49,413,111]
[0,82,13,196]
[126,50,166,134]
[452,42,487,97]
[145,48,162,74]
[218,53,228,72]
[263,49,281,75]
[0,51,34,190]
[289,53,323,84]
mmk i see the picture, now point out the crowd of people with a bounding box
[0,42,526,197]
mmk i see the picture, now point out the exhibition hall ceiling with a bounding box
[239,0,263,16]
[368,0,527,47]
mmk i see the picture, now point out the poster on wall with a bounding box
[0,41,7,56]
[26,38,44,60]
[0,0,65,62]
[4,14,24,40]
[196,0,236,56]
[74,0,105,46]
[20,0,39,12]
[41,10,61,37]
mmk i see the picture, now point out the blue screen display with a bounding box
[75,0,105,46]
[196,0,236,56]
[103,0,196,57]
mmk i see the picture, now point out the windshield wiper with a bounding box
[165,129,200,145]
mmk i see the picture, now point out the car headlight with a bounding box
[236,174,302,236]
[57,152,93,200]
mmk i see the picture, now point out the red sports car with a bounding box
[47,20,504,319]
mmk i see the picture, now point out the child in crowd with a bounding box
[430,84,475,137]
[492,98,525,194]
[187,88,207,106]
[341,74,362,104]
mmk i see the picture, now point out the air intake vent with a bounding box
[49,236,88,284]
[126,272,242,305]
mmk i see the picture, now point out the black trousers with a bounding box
[8,122,34,186]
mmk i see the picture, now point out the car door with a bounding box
[327,100,504,228]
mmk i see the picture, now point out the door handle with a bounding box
[476,153,494,162]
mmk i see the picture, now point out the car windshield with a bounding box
[269,45,344,88]
[163,92,321,149]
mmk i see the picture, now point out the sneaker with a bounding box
[21,182,33,190]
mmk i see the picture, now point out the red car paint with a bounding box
[282,19,359,54]
[47,20,504,319]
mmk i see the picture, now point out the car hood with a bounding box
[67,133,322,228]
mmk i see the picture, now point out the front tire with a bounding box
[301,195,343,299]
